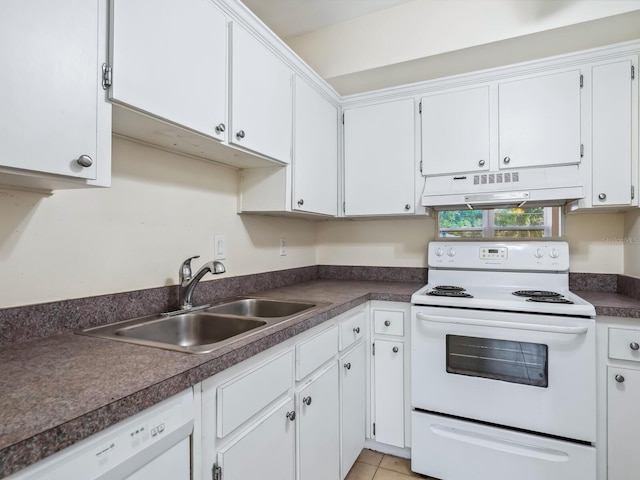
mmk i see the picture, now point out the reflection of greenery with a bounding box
[439,210,483,228]
[439,207,546,237]
[494,207,544,227]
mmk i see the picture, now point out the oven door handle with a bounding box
[415,312,589,335]
[430,424,570,462]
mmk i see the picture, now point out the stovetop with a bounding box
[411,241,596,317]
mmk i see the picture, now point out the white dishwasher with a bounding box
[7,388,194,480]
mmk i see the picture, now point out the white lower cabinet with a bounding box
[370,302,411,450]
[340,341,366,479]
[607,366,640,480]
[297,363,340,480]
[200,306,367,480]
[216,399,296,480]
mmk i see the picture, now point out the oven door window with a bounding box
[446,335,548,387]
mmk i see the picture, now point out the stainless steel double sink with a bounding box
[79,297,327,354]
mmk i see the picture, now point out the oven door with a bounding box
[411,306,596,442]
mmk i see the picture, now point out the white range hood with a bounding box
[421,164,584,210]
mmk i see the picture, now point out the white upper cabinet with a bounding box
[421,86,490,176]
[498,70,582,169]
[343,98,416,216]
[293,77,338,216]
[230,23,293,164]
[591,58,637,207]
[0,0,110,189]
[110,0,227,141]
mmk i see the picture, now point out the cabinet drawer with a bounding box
[296,325,338,381]
[217,350,294,438]
[609,328,640,362]
[340,310,366,351]
[373,309,404,336]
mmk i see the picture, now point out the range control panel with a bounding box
[429,241,569,271]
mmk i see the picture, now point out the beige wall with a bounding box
[288,0,640,82]
[315,213,626,274]
[0,137,317,308]
[624,210,640,278]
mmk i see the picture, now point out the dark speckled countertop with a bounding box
[0,280,419,478]
[2,277,640,478]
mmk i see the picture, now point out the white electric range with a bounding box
[411,241,597,480]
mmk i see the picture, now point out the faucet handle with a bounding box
[180,255,200,282]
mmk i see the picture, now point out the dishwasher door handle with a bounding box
[415,312,588,335]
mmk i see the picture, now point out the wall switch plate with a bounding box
[215,235,226,260]
[279,238,287,256]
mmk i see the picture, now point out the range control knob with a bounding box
[447,248,456,257]
[549,248,560,259]
[435,248,445,257]
[534,248,544,259]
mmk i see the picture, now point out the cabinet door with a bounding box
[293,77,338,216]
[0,0,101,180]
[421,86,490,176]
[373,340,405,447]
[343,99,415,216]
[498,70,581,169]
[591,59,635,206]
[340,342,366,479]
[217,399,295,480]
[298,363,340,480]
[110,0,227,141]
[607,367,640,480]
[230,23,292,163]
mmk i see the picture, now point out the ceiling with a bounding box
[241,0,413,39]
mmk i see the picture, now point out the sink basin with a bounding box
[116,313,266,347]
[205,298,317,318]
[79,296,328,354]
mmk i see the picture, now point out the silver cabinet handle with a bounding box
[478,159,485,166]
[404,204,411,211]
[384,320,391,327]
[598,193,607,200]
[297,199,304,206]
[503,156,511,164]
[286,411,296,421]
[631,342,640,351]
[615,374,625,383]
[344,362,351,370]
[215,123,225,134]
[353,327,360,334]
[76,155,93,168]
[236,130,245,139]
[392,346,399,353]
[303,396,312,406]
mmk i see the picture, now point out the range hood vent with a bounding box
[421,165,584,210]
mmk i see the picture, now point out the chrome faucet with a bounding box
[178,255,226,310]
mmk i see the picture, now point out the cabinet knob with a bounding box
[384,320,391,326]
[236,130,245,139]
[404,204,411,211]
[630,342,640,351]
[503,156,511,164]
[353,327,360,334]
[215,123,226,134]
[286,411,296,421]
[598,193,607,200]
[478,159,485,167]
[344,362,351,370]
[615,374,625,383]
[76,155,93,168]
[303,396,312,406]
[392,346,399,353]
[297,199,304,206]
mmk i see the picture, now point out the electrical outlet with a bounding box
[215,235,226,260]
[279,238,287,256]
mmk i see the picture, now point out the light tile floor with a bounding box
[346,449,437,480]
